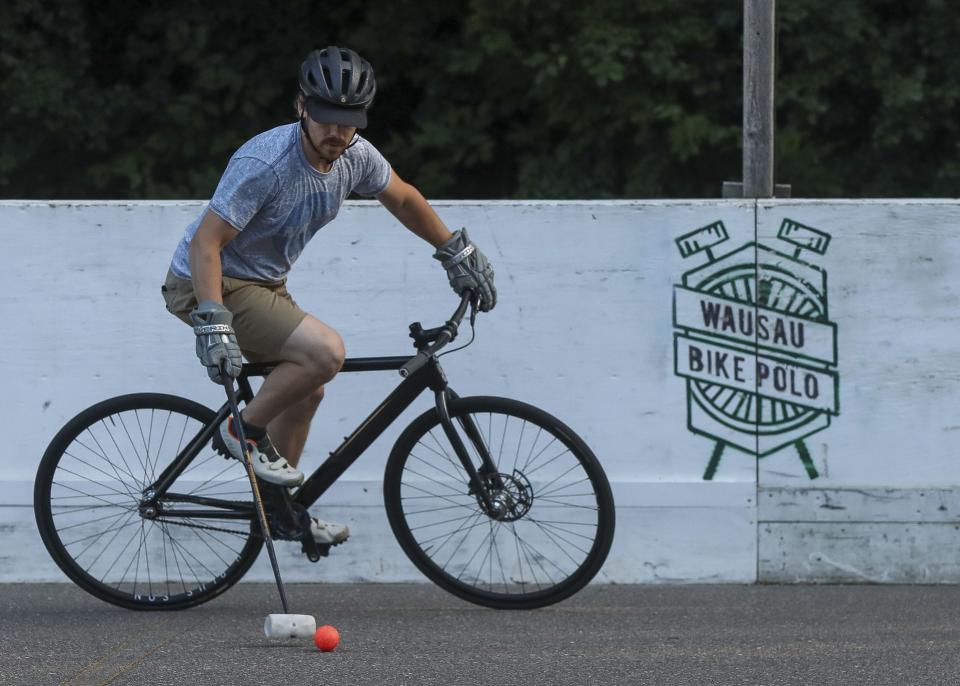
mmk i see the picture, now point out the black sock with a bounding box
[238,414,267,440]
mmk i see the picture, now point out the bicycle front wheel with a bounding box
[384,396,615,609]
[34,393,262,610]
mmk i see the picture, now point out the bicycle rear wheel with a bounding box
[384,396,615,609]
[34,393,262,610]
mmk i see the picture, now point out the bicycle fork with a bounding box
[434,389,505,514]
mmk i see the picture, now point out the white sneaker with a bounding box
[213,417,304,487]
[310,517,349,545]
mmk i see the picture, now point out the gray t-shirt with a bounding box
[170,122,392,282]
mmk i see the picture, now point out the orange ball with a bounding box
[314,624,340,652]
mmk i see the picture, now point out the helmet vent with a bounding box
[320,65,333,90]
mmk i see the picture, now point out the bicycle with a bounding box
[34,293,615,610]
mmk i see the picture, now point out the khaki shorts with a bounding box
[161,269,307,363]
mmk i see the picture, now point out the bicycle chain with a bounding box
[154,517,257,539]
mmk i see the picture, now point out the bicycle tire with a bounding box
[34,393,262,610]
[384,396,615,609]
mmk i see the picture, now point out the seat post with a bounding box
[238,373,256,404]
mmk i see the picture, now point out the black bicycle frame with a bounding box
[147,352,500,518]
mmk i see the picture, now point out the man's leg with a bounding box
[266,385,325,468]
[232,314,349,544]
[241,315,344,435]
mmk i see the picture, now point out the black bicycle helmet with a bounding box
[299,46,376,128]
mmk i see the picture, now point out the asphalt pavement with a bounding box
[1,583,959,685]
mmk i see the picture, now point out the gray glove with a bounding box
[433,228,497,312]
[189,301,243,383]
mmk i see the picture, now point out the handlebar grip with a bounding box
[399,351,430,378]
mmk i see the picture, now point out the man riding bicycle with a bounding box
[161,46,496,548]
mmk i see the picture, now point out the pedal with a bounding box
[259,483,304,541]
[211,427,232,460]
[301,537,330,562]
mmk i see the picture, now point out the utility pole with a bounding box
[724,0,788,198]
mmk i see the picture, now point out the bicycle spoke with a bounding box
[193,524,245,557]
[55,509,139,533]
[437,510,487,567]
[88,420,143,488]
[401,481,478,514]
[511,522,539,592]
[517,424,545,475]
[99,520,146,582]
[161,520,171,598]
[409,452,465,485]
[527,517,597,543]
[528,518,598,528]
[189,524,239,568]
[519,432,557,474]
[406,503,477,518]
[530,518,592,559]
[75,508,139,564]
[534,461,587,495]
[491,523,510,592]
[522,444,570,479]
[535,497,599,511]
[186,462,244,496]
[513,524,558,585]
[98,419,146,489]
[164,530,204,588]
[61,451,140,499]
[159,522,189,595]
[459,521,496,583]
[153,411,174,492]
[402,466,468,497]
[162,531,220,581]
[116,414,149,479]
[423,432,471,479]
[138,520,151,598]
[74,433,142,490]
[52,502,131,514]
[52,471,133,500]
[537,477,591,499]
[410,512,480,539]
[516,530,567,581]
[509,418,528,476]
[134,410,152,484]
[178,451,222,480]
[62,515,140,548]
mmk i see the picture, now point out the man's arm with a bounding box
[376,169,453,247]
[188,211,241,302]
[377,168,497,311]
[187,211,244,383]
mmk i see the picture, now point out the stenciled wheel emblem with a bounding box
[673,219,840,479]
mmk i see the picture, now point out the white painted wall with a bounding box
[754,201,960,582]
[5,199,959,585]
[3,200,757,584]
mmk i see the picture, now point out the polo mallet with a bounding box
[219,362,316,639]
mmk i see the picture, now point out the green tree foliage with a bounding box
[0,0,958,199]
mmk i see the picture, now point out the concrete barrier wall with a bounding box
[755,201,960,582]
[3,199,958,583]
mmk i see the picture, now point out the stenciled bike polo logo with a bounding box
[673,219,839,480]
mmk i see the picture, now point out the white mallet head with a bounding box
[264,614,317,639]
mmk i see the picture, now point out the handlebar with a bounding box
[399,291,475,378]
